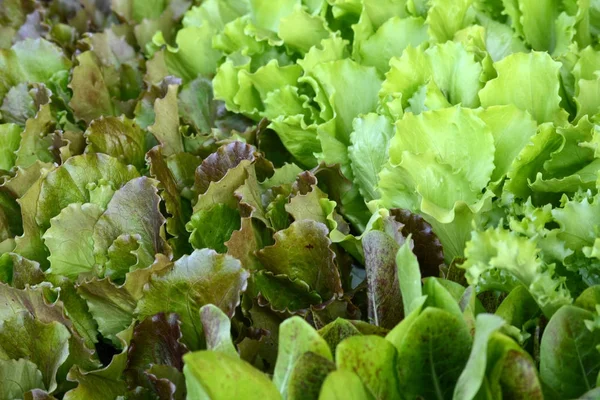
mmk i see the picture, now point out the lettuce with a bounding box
[3,0,600,398]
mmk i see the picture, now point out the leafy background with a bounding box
[2,0,600,399]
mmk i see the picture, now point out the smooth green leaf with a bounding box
[540,305,600,398]
[396,237,423,316]
[273,317,333,399]
[336,335,402,399]
[393,307,472,400]
[453,314,505,400]
[318,370,374,400]
[184,351,280,400]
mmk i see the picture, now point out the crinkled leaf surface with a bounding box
[258,220,342,301]
[136,249,249,350]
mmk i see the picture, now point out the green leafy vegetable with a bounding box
[3,0,600,398]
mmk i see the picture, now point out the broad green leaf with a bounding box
[126,312,187,383]
[486,333,543,399]
[163,25,222,82]
[393,307,472,400]
[530,118,599,193]
[0,312,70,393]
[495,285,540,328]
[348,114,394,202]
[92,177,169,277]
[136,249,249,349]
[318,370,375,400]
[184,351,280,400]
[269,115,321,168]
[552,190,600,251]
[477,14,528,62]
[422,277,463,320]
[34,154,139,233]
[284,184,335,226]
[0,123,21,171]
[0,252,44,289]
[0,284,99,381]
[379,106,494,224]
[540,305,600,398]
[381,42,483,112]
[178,76,216,134]
[253,271,322,312]
[318,318,362,356]
[84,116,147,169]
[104,234,140,280]
[336,335,402,400]
[288,352,335,400]
[0,38,71,101]
[504,123,563,198]
[257,220,343,301]
[307,59,382,144]
[575,285,600,312]
[462,226,572,317]
[236,61,303,117]
[14,103,55,169]
[43,203,104,279]
[479,52,569,125]
[63,324,134,400]
[476,105,538,183]
[75,255,172,348]
[187,203,241,253]
[69,51,115,123]
[212,53,252,114]
[53,280,98,349]
[76,278,137,348]
[273,317,333,399]
[355,16,428,73]
[426,0,474,42]
[453,314,505,400]
[249,0,298,32]
[506,0,577,55]
[0,358,45,399]
[296,35,349,75]
[279,8,330,53]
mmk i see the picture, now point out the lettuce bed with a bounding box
[2,0,600,399]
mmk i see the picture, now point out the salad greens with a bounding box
[3,0,600,399]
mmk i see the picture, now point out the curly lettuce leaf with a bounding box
[0,38,71,102]
[479,51,569,125]
[136,249,249,349]
[84,116,147,170]
[380,42,483,115]
[348,113,394,202]
[0,123,21,171]
[462,226,572,316]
